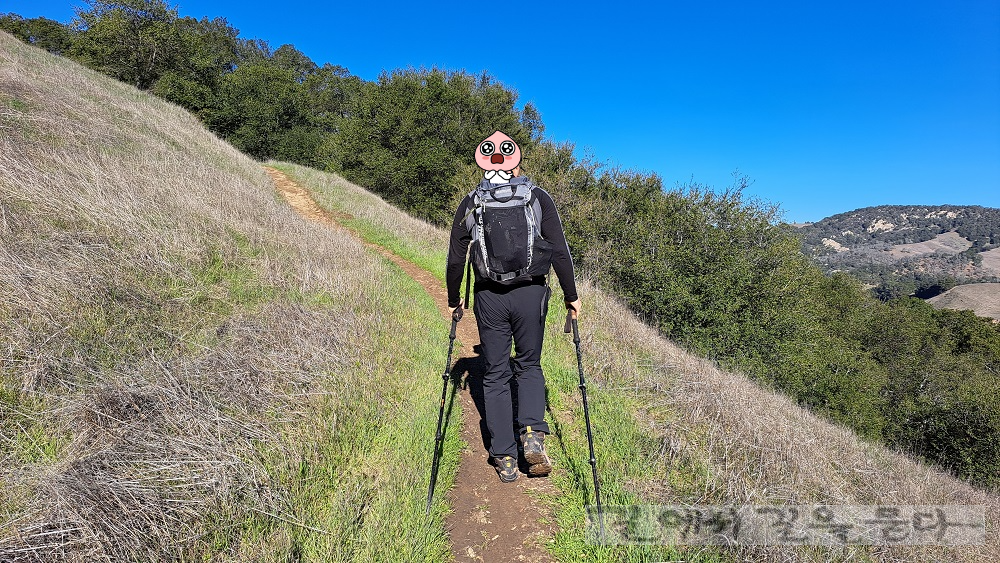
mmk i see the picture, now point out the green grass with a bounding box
[190,248,462,562]
[190,245,462,560]
[0,347,70,528]
[283,265,460,561]
[343,217,447,282]
[0,91,30,136]
[536,310,730,562]
[54,232,277,372]
[2,96,28,112]
[0,385,67,465]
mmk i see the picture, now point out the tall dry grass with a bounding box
[575,278,998,561]
[0,31,451,561]
[277,163,451,279]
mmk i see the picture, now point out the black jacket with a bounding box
[446,177,578,307]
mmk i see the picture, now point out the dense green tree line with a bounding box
[3,1,999,487]
[2,1,533,222]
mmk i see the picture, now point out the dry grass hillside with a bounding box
[1,31,457,561]
[981,248,1000,275]
[928,283,1000,321]
[888,231,973,258]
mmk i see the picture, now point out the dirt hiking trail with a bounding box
[264,167,559,562]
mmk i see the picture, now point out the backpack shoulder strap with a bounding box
[524,182,544,235]
[462,190,481,233]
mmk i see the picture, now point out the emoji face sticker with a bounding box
[476,131,521,182]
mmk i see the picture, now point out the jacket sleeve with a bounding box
[535,188,579,302]
[446,195,473,308]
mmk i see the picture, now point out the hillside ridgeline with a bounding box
[794,204,1000,299]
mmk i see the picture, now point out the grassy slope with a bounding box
[0,32,459,561]
[927,283,1000,321]
[275,161,1000,562]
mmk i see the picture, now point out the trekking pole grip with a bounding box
[573,319,584,392]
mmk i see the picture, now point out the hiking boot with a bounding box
[493,455,518,483]
[521,427,552,476]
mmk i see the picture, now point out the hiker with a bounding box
[446,130,581,483]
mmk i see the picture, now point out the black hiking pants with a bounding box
[474,283,551,460]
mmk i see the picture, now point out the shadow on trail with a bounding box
[427,346,469,508]
[452,346,489,453]
[452,347,527,468]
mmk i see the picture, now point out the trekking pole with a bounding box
[426,307,461,514]
[565,312,605,541]
[427,264,471,515]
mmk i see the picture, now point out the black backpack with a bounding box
[464,179,553,284]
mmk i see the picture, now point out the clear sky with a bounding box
[5,0,999,223]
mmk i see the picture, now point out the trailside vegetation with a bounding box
[524,145,1000,486]
[3,0,998,487]
[0,30,460,560]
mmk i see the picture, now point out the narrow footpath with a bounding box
[263,167,559,562]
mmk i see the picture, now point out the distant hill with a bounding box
[927,283,1000,321]
[791,205,1000,300]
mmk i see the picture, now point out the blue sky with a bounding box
[5,0,999,223]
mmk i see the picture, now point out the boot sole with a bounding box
[527,461,552,476]
[524,450,552,475]
[524,451,549,466]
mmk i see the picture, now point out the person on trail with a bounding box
[446,130,581,483]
